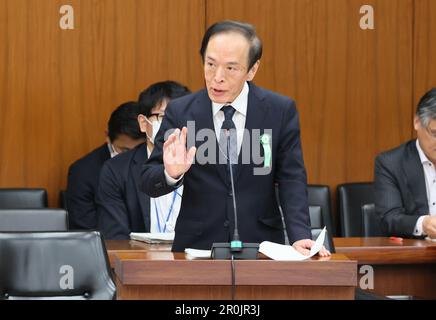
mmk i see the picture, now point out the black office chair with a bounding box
[0,209,68,232]
[309,205,335,252]
[308,184,336,236]
[275,184,335,249]
[337,182,374,237]
[361,203,385,237]
[0,231,116,300]
[59,190,68,210]
[0,188,48,209]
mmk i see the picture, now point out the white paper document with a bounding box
[425,236,436,243]
[184,248,211,259]
[259,227,326,261]
[129,232,174,244]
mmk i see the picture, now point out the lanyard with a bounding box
[154,191,178,233]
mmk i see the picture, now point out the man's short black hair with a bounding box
[200,20,263,71]
[137,81,191,117]
[107,101,145,143]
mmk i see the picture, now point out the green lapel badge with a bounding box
[260,133,272,168]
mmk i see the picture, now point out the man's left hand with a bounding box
[292,239,331,257]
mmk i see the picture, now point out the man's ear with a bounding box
[138,114,148,133]
[247,60,260,81]
[414,116,421,131]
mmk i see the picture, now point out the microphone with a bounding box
[211,124,259,260]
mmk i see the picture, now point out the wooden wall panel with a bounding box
[0,0,205,206]
[207,0,413,228]
[414,0,436,110]
[0,0,424,234]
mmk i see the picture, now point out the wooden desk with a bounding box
[334,237,436,299]
[106,241,356,300]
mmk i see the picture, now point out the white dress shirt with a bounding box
[165,82,250,185]
[147,147,183,232]
[413,140,436,236]
[211,81,249,155]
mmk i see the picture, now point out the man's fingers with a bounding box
[298,248,310,256]
[186,146,197,166]
[319,248,331,257]
[180,127,188,148]
[173,128,181,146]
[163,133,175,150]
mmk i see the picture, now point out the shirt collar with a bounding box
[416,139,431,165]
[212,82,249,117]
[107,142,118,158]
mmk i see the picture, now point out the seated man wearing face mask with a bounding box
[67,102,147,230]
[97,81,191,239]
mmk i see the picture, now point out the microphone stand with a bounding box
[211,128,259,260]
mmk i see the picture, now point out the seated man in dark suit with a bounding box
[66,102,146,229]
[375,88,436,239]
[140,21,330,256]
[97,81,191,239]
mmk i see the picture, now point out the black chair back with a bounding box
[337,182,374,237]
[0,231,115,300]
[308,184,336,236]
[59,190,68,210]
[0,209,68,232]
[0,188,48,209]
[361,203,384,237]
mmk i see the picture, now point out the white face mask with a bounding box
[145,117,162,144]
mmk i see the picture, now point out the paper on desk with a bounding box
[130,232,174,244]
[185,248,211,259]
[259,227,326,261]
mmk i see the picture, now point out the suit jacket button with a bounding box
[228,191,233,197]
[223,221,230,228]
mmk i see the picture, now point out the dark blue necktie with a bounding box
[219,105,238,173]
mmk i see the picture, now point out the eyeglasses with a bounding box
[148,113,165,122]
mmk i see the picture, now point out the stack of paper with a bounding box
[259,227,326,261]
[425,236,436,243]
[184,248,211,259]
[129,232,174,244]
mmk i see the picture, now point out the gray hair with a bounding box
[416,88,436,127]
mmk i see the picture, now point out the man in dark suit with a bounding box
[97,81,191,239]
[66,102,146,229]
[375,88,436,239]
[141,21,330,256]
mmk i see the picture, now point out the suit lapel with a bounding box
[402,141,428,212]
[131,144,151,230]
[234,83,269,182]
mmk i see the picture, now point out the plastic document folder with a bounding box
[129,232,175,244]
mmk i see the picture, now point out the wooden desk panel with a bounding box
[106,237,436,299]
[113,253,356,300]
[334,237,436,299]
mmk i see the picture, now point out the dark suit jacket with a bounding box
[375,139,428,237]
[97,143,150,239]
[141,82,311,251]
[67,144,110,229]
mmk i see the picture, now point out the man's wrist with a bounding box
[415,215,428,236]
[164,169,183,186]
